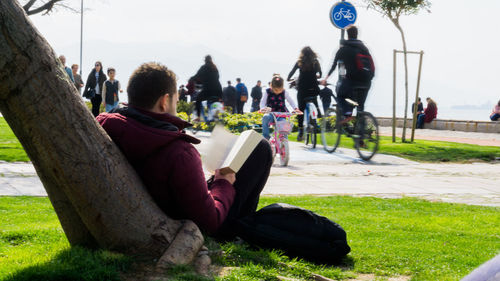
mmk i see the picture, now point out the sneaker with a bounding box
[297,131,304,141]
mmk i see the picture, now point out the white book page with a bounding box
[202,125,238,173]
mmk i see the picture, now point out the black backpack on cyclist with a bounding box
[235,203,351,264]
[353,47,375,82]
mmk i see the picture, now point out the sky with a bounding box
[27,0,500,120]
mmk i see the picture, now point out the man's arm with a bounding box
[169,147,236,234]
[101,82,107,104]
[326,49,341,78]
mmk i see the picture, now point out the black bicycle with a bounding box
[321,86,379,161]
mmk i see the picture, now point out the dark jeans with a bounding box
[251,100,261,112]
[237,99,246,114]
[336,79,370,116]
[213,139,273,240]
[491,113,500,121]
[417,113,426,129]
[297,90,320,129]
[91,94,102,117]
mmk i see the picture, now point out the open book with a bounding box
[203,125,263,174]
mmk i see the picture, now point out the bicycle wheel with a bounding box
[354,112,379,161]
[280,140,290,166]
[304,116,317,149]
[270,139,277,162]
[321,107,341,153]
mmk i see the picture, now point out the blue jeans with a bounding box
[105,101,119,112]
[262,114,284,140]
[417,113,426,128]
[491,113,500,121]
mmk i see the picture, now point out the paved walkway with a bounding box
[1,132,499,207]
[380,126,500,147]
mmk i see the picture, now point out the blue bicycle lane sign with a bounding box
[330,1,357,29]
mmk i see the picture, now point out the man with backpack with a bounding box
[323,25,375,118]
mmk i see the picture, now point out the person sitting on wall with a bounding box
[490,100,500,121]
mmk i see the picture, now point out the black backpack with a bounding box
[235,203,351,264]
[354,47,375,82]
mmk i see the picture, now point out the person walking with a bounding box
[102,67,123,112]
[490,100,500,121]
[191,55,223,120]
[251,80,263,112]
[235,78,248,114]
[83,61,107,117]
[71,64,84,94]
[222,81,237,114]
[287,46,322,141]
[59,55,74,83]
[319,85,334,114]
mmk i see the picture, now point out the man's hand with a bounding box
[215,169,236,185]
[293,108,303,115]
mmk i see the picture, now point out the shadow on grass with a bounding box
[3,247,131,281]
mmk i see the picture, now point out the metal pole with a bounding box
[392,49,397,142]
[340,0,345,43]
[410,51,424,142]
[79,0,83,76]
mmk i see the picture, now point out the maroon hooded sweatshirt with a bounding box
[97,107,235,234]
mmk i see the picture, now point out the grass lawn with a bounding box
[289,132,500,163]
[0,118,29,162]
[1,196,499,281]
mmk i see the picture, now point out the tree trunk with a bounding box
[394,22,410,142]
[0,0,202,263]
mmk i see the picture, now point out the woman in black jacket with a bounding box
[287,47,322,141]
[83,61,107,117]
[191,55,223,120]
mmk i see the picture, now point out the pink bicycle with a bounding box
[268,112,296,166]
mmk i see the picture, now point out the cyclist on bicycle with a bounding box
[287,46,322,141]
[323,25,375,120]
[259,74,301,140]
[191,55,223,121]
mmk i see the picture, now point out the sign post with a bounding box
[330,1,357,37]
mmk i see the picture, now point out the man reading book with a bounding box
[97,62,273,236]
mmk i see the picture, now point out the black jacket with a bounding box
[222,85,237,105]
[193,64,223,101]
[288,60,322,94]
[83,69,107,98]
[251,86,262,101]
[328,39,372,82]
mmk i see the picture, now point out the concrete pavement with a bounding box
[1,131,499,207]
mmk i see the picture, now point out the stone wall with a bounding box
[377,117,500,133]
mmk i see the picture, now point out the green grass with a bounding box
[1,196,499,280]
[0,118,29,162]
[289,132,500,162]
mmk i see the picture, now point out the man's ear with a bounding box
[158,94,169,112]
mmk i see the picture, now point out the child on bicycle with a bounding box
[259,74,301,140]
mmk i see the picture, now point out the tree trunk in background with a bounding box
[0,0,202,262]
[395,22,410,142]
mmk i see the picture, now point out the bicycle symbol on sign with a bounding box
[334,8,356,22]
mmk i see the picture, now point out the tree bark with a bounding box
[0,0,202,262]
[394,21,410,142]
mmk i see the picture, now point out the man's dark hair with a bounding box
[347,25,358,40]
[127,62,177,109]
[257,80,261,83]
[236,78,241,82]
[107,67,115,74]
[227,81,232,85]
[418,97,421,102]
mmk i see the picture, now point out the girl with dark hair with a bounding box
[287,47,322,141]
[83,61,107,117]
[191,55,223,120]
